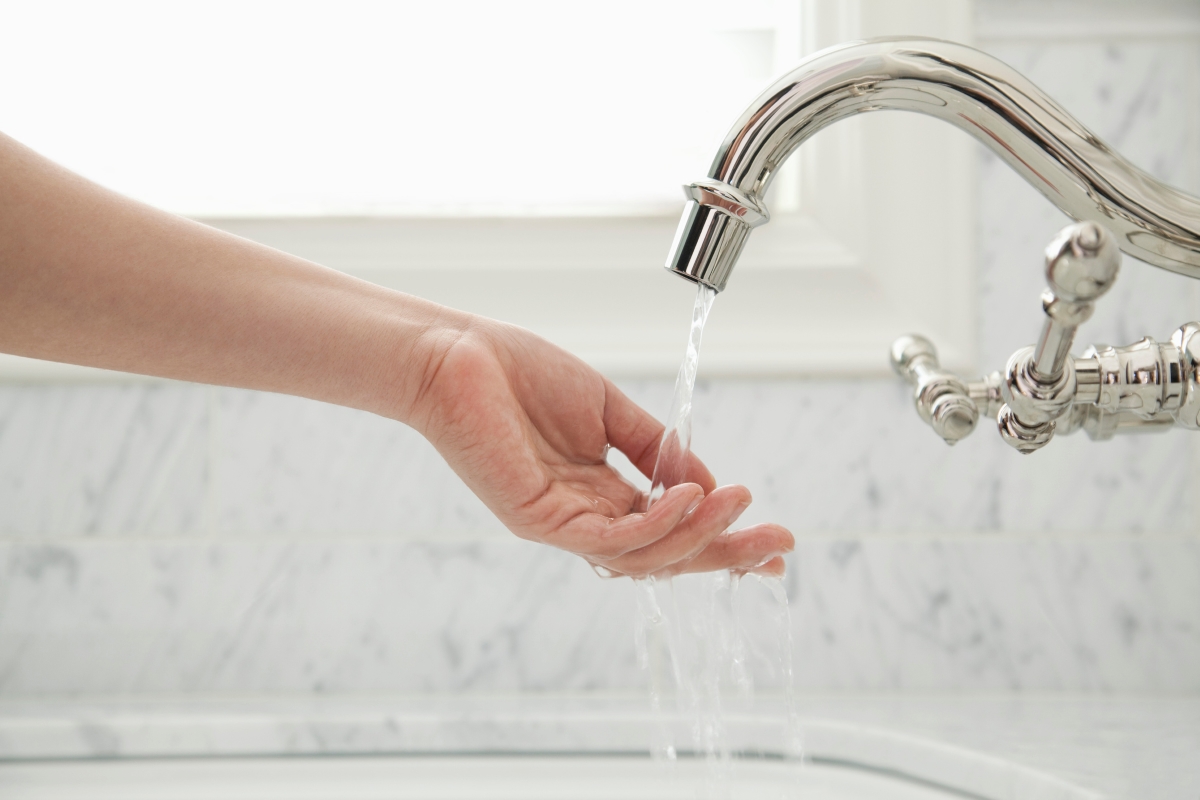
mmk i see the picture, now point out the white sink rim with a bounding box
[0,702,1098,800]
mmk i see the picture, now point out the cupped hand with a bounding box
[404,315,793,578]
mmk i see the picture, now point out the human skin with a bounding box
[0,132,793,577]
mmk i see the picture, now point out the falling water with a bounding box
[648,284,716,505]
[750,576,804,764]
[635,283,802,798]
[633,578,676,762]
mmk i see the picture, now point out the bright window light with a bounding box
[1,1,794,217]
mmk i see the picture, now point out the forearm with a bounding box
[0,132,460,423]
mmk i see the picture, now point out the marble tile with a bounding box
[615,379,1197,535]
[212,389,505,538]
[0,376,1190,541]
[0,538,636,695]
[1,536,1195,695]
[0,385,210,538]
[783,536,1200,691]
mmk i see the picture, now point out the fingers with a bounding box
[667,523,794,577]
[548,482,705,561]
[602,379,716,493]
[597,485,751,577]
[682,452,717,495]
[600,378,661,475]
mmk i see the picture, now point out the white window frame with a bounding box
[0,0,976,381]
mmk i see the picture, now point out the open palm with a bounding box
[408,318,793,578]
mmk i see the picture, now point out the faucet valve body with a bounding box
[894,222,1200,453]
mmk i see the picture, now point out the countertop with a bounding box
[0,694,1195,800]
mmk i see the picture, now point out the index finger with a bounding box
[602,378,716,493]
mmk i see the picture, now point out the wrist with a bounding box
[369,291,478,429]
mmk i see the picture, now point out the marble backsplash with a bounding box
[2,6,1199,696]
[0,378,1194,539]
[2,535,1197,695]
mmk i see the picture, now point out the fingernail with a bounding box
[667,483,702,511]
[588,562,617,579]
[751,561,785,577]
[726,500,750,528]
[754,550,787,567]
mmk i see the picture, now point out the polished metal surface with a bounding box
[892,221,1200,452]
[669,36,1200,452]
[666,38,1200,291]
[1171,323,1200,430]
[1032,223,1121,380]
[995,222,1121,452]
[891,335,986,445]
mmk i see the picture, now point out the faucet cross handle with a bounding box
[890,335,990,445]
[1033,221,1121,380]
[997,222,1121,453]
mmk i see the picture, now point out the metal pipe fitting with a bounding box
[1171,322,1200,430]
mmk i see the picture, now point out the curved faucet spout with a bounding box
[667,37,1200,292]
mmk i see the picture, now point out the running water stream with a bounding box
[648,284,716,506]
[635,284,802,798]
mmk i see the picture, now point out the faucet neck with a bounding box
[667,37,1200,292]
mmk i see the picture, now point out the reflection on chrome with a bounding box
[666,37,1200,291]
[890,222,1200,453]
[665,38,1200,453]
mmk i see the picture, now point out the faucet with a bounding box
[665,37,1200,453]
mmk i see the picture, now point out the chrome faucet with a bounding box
[665,37,1200,453]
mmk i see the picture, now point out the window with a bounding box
[0,0,975,379]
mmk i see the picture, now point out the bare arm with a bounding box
[0,131,455,419]
[0,132,792,577]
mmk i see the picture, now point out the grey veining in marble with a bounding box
[0,384,210,538]
[1,536,1196,695]
[212,389,504,538]
[1,376,1194,538]
[645,378,1196,535]
[0,538,634,695]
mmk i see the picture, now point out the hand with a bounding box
[404,315,794,578]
